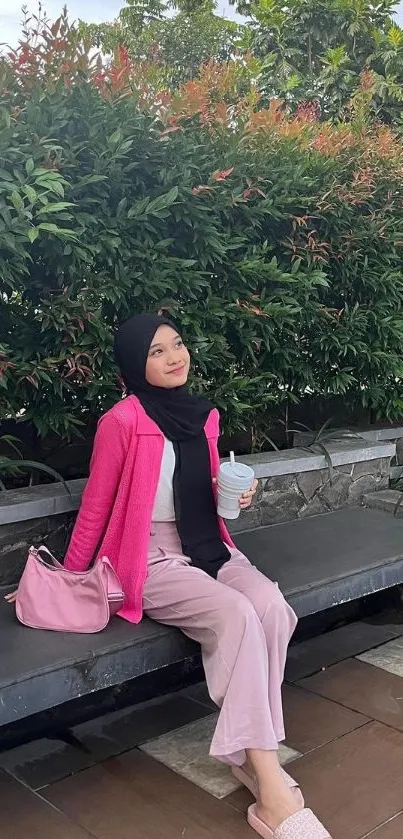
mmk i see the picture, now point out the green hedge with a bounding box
[2,26,403,448]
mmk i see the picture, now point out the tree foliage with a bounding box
[2,12,403,453]
[80,0,403,121]
[227,0,403,122]
[79,0,242,88]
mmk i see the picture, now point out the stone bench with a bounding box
[2,506,403,728]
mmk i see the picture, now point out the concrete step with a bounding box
[363,489,403,516]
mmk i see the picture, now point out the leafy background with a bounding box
[2,3,403,481]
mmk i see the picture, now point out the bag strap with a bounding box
[30,545,64,570]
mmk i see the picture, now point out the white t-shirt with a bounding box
[151,437,176,522]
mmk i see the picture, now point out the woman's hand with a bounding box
[239,479,258,510]
[4,590,18,603]
[212,477,259,511]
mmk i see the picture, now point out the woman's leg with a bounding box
[143,557,284,765]
[143,558,299,830]
[218,550,297,744]
[217,551,301,829]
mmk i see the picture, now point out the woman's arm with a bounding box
[64,411,128,572]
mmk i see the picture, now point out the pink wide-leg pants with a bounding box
[142,522,297,767]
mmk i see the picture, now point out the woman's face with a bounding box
[145,325,190,388]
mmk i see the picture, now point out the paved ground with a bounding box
[2,608,403,839]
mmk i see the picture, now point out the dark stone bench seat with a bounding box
[2,507,403,727]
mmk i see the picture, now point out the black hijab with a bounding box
[114,314,230,577]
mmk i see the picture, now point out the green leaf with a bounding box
[1,232,16,251]
[10,191,24,211]
[148,186,179,215]
[310,442,335,484]
[5,461,71,494]
[119,139,134,154]
[108,129,123,147]
[0,107,11,129]
[28,227,39,243]
[38,223,78,239]
[0,435,22,457]
[23,185,37,204]
[37,222,62,233]
[36,202,75,215]
[25,158,35,176]
[36,179,65,197]
[116,197,128,216]
[49,181,66,198]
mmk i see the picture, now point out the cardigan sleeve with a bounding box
[64,412,128,571]
[206,407,220,439]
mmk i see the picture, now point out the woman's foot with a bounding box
[244,748,307,833]
[255,781,300,832]
[232,761,304,807]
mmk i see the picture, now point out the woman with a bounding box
[60,314,331,839]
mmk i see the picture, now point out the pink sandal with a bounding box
[248,804,331,838]
[231,766,305,808]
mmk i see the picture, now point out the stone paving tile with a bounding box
[298,658,403,731]
[273,722,403,839]
[0,693,212,790]
[224,784,254,814]
[0,768,93,839]
[283,684,369,754]
[44,748,257,839]
[285,620,402,682]
[140,713,301,798]
[226,685,372,820]
[365,813,403,838]
[357,636,403,677]
[0,735,99,792]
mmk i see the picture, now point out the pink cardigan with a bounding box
[64,395,234,623]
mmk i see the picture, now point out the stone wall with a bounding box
[0,513,76,587]
[228,456,390,533]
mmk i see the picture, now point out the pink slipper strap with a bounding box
[248,804,274,838]
[275,808,331,839]
[232,765,258,798]
[234,769,305,813]
[281,768,299,790]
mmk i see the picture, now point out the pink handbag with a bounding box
[15,545,125,633]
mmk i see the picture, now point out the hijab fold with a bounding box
[114,314,230,577]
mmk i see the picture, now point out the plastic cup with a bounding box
[217,459,255,520]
